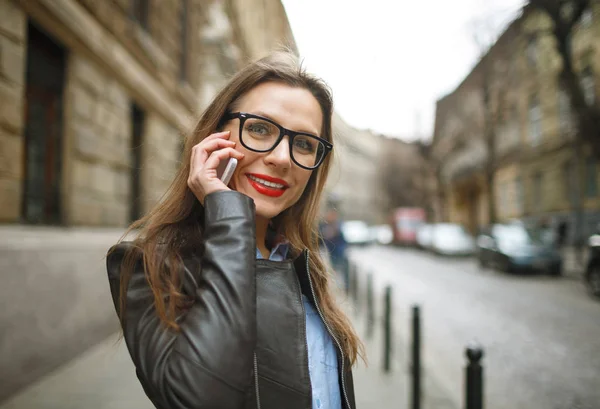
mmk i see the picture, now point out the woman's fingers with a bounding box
[190,138,236,171]
[186,131,244,205]
[205,147,245,170]
[201,130,231,143]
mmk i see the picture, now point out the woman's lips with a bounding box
[246,174,288,198]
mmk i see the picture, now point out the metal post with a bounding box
[383,286,392,373]
[410,305,421,409]
[366,273,374,339]
[342,255,350,294]
[355,264,362,313]
[351,263,359,306]
[345,259,352,296]
[465,343,484,409]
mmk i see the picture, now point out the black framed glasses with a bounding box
[223,112,333,170]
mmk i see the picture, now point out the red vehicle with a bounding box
[391,207,426,246]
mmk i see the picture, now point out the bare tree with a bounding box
[470,13,522,225]
[527,0,600,159]
[380,139,429,213]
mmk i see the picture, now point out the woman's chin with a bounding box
[254,203,284,222]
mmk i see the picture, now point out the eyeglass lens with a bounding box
[241,117,325,168]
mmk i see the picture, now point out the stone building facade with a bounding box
[432,3,600,241]
[199,0,296,111]
[0,0,298,402]
[324,113,387,224]
[0,0,205,227]
[0,0,297,228]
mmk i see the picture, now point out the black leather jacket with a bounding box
[106,191,356,409]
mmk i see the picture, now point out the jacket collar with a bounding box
[293,249,316,304]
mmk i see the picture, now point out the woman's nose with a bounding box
[265,136,292,167]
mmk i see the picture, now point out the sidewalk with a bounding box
[0,334,153,409]
[561,246,589,279]
[1,298,457,409]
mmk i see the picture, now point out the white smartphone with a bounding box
[216,157,238,186]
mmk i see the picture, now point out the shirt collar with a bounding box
[257,227,290,261]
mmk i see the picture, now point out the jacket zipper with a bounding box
[254,352,261,409]
[305,250,352,409]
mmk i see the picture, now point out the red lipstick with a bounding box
[246,173,289,198]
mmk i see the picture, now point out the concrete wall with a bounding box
[66,54,132,226]
[0,227,124,402]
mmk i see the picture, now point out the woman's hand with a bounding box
[187,131,245,205]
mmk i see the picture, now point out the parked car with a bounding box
[391,207,426,246]
[430,223,475,256]
[416,224,434,250]
[477,223,562,275]
[341,220,372,246]
[585,228,600,299]
[370,224,393,245]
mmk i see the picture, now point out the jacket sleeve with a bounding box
[106,191,257,409]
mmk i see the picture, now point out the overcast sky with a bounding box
[281,0,525,141]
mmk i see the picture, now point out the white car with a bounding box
[341,220,372,245]
[369,224,393,245]
[431,223,475,256]
[416,224,434,249]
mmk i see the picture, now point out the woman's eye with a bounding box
[247,124,269,135]
[294,137,315,152]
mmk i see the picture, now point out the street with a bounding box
[348,245,600,409]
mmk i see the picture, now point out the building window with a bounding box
[131,0,149,30]
[179,0,189,82]
[586,157,598,198]
[510,105,521,145]
[563,160,577,205]
[558,86,572,135]
[130,104,145,223]
[581,66,596,106]
[533,172,543,211]
[581,8,593,27]
[498,182,509,216]
[526,36,538,68]
[528,95,542,145]
[23,23,67,225]
[515,177,524,214]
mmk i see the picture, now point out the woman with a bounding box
[107,51,363,409]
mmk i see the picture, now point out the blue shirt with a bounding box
[256,245,342,409]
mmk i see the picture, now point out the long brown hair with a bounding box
[115,50,364,366]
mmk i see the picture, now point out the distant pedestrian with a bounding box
[320,207,348,289]
[557,221,568,247]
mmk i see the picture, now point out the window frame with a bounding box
[586,157,598,198]
[528,94,542,146]
[131,0,150,31]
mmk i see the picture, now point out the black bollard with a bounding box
[410,305,421,409]
[465,343,484,409]
[351,263,359,306]
[355,264,362,314]
[345,259,352,296]
[366,273,374,339]
[383,286,392,373]
[343,255,350,294]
